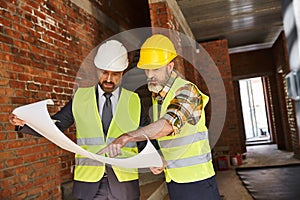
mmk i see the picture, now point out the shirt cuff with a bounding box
[163,112,182,136]
[15,125,24,132]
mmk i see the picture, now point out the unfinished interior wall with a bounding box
[0,0,150,198]
[201,40,243,155]
[272,32,300,155]
[230,32,300,157]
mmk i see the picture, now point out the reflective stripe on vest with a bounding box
[159,131,208,148]
[106,137,137,148]
[167,152,212,169]
[72,87,140,182]
[156,77,215,183]
[75,157,104,166]
[77,137,105,146]
[76,137,136,148]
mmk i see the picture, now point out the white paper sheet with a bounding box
[13,99,163,168]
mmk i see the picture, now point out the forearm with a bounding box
[127,118,173,142]
[98,119,173,157]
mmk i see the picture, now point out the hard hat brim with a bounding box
[94,60,129,72]
[137,63,166,70]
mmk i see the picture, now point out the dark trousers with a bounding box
[73,166,140,200]
[167,176,221,200]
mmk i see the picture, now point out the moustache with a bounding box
[101,81,115,88]
[103,81,114,85]
[147,78,157,83]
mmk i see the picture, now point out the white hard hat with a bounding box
[94,40,129,72]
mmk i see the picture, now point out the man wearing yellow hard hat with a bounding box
[99,34,221,200]
[9,40,149,200]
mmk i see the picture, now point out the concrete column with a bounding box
[281,0,300,156]
[281,0,300,71]
[294,1,300,55]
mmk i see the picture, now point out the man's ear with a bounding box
[167,62,174,74]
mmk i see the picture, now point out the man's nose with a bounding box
[106,73,112,82]
[145,69,154,78]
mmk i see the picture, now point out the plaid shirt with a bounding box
[153,71,203,135]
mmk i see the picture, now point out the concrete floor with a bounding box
[215,144,300,200]
[63,144,300,200]
[63,143,300,200]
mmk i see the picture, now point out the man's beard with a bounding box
[100,81,116,93]
[147,72,170,94]
[148,83,163,93]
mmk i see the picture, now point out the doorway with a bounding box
[239,77,271,144]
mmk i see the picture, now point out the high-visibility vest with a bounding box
[72,86,141,182]
[153,77,215,183]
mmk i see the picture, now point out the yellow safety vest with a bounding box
[153,77,215,183]
[72,86,140,182]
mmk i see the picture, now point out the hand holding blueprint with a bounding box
[12,99,163,168]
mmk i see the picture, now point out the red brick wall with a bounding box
[148,1,185,77]
[272,32,299,154]
[230,31,299,156]
[149,2,178,29]
[201,40,243,154]
[1,0,149,199]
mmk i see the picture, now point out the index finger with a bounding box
[97,146,109,155]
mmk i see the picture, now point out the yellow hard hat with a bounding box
[137,34,177,69]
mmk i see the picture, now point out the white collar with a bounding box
[97,85,120,98]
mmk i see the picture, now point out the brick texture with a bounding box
[201,40,243,155]
[0,0,149,199]
[230,31,300,157]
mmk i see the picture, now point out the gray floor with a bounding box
[63,144,300,200]
[216,144,300,200]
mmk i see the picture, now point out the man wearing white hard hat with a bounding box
[9,40,148,200]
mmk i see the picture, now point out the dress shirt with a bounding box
[97,85,119,117]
